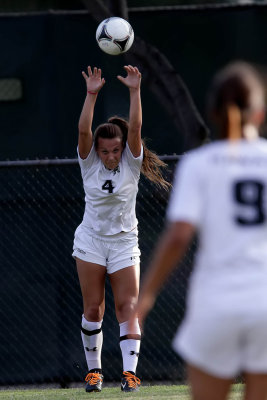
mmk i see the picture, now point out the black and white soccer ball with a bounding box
[96,17,134,56]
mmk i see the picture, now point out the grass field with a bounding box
[0,384,244,399]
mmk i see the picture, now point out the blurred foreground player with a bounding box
[130,61,267,400]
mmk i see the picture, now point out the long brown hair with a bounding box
[207,62,265,140]
[94,116,171,190]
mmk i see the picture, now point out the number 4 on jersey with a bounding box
[102,180,114,194]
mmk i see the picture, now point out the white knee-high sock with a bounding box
[81,315,103,372]
[119,319,141,374]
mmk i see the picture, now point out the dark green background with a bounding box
[1,5,267,160]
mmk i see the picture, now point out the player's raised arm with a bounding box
[117,65,142,157]
[78,66,105,159]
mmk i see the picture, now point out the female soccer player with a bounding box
[72,65,170,393]
[130,61,267,400]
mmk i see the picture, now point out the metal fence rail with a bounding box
[0,156,194,386]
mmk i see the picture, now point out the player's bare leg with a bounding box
[243,372,267,400]
[109,265,141,391]
[76,259,106,322]
[76,259,106,392]
[187,364,233,400]
[109,265,139,323]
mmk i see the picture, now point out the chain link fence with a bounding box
[0,157,195,386]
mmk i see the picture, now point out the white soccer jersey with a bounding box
[78,142,143,235]
[167,137,267,309]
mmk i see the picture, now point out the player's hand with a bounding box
[82,66,105,94]
[117,65,141,90]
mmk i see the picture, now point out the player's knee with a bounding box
[115,299,136,321]
[84,304,103,321]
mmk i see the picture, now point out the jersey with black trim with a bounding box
[167,137,267,308]
[78,142,143,235]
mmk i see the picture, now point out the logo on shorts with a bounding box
[76,248,86,254]
[130,256,137,260]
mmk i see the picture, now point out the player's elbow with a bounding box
[167,221,195,252]
[78,126,89,137]
[130,120,142,134]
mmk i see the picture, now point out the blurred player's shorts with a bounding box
[173,298,267,378]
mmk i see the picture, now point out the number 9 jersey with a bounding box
[77,142,143,235]
[167,135,267,308]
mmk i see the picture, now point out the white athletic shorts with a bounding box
[173,302,267,378]
[72,224,141,274]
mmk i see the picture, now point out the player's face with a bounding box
[96,137,124,170]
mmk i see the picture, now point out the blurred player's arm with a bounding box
[78,66,105,159]
[133,221,195,329]
[117,65,142,157]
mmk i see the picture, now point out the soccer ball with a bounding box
[96,17,134,56]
